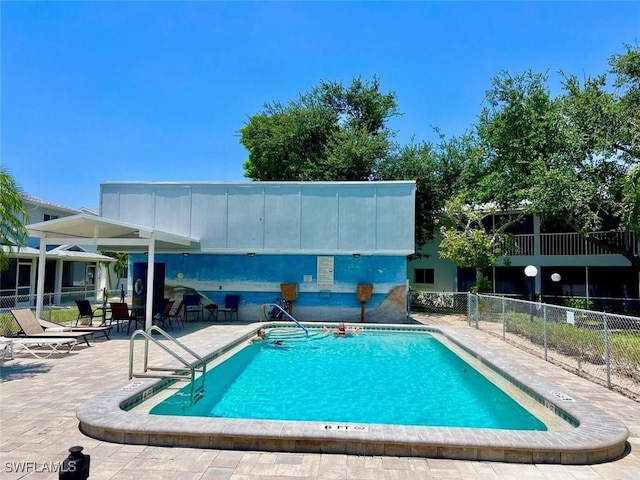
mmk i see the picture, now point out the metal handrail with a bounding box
[129,326,206,405]
[262,303,309,337]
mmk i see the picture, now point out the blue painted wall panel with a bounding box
[130,253,408,323]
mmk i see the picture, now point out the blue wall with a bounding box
[130,253,408,323]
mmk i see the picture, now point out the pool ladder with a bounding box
[262,303,309,337]
[129,326,206,405]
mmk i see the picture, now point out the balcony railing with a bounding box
[541,231,638,256]
[494,231,638,257]
[495,234,534,256]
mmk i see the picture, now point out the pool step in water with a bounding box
[267,328,308,341]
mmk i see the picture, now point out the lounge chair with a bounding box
[0,336,77,359]
[217,294,240,322]
[10,309,93,346]
[38,318,113,340]
[75,299,105,326]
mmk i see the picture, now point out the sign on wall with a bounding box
[317,256,334,289]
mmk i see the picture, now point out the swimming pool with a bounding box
[150,331,547,430]
[77,322,629,464]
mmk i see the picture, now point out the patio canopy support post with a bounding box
[145,238,156,330]
[35,236,47,319]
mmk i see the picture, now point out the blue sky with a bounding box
[2,1,638,210]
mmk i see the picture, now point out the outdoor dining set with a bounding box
[1,293,241,361]
[75,293,241,334]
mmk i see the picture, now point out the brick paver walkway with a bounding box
[1,316,638,479]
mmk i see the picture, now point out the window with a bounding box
[43,214,59,221]
[414,268,434,284]
[62,262,87,287]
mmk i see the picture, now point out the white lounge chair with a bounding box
[10,309,93,346]
[38,318,112,340]
[0,336,77,359]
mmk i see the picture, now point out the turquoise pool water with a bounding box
[150,330,547,430]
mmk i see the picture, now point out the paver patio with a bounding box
[1,315,638,479]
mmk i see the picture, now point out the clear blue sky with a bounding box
[2,1,638,210]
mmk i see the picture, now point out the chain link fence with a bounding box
[468,293,640,399]
[0,289,124,336]
[409,291,469,317]
[411,291,639,398]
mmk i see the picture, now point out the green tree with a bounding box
[0,167,28,270]
[438,194,516,291]
[240,76,476,256]
[623,165,640,234]
[463,46,639,268]
[240,76,399,181]
[99,251,129,291]
[378,134,470,257]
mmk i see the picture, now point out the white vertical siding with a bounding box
[100,181,415,255]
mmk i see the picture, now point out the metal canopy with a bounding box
[27,214,199,327]
[27,214,199,253]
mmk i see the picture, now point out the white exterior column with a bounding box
[585,266,590,300]
[145,237,156,330]
[533,215,542,298]
[28,258,37,305]
[35,237,47,318]
[54,259,63,304]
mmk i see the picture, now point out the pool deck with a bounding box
[1,315,639,479]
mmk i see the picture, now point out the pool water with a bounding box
[150,330,547,430]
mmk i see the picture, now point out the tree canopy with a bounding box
[444,45,640,273]
[0,166,28,270]
[241,77,399,181]
[240,77,468,255]
[238,46,639,278]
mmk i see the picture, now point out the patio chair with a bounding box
[75,300,105,326]
[110,302,143,335]
[154,300,175,331]
[183,294,203,322]
[0,336,77,359]
[38,318,113,340]
[217,294,240,322]
[10,309,92,346]
[168,300,185,329]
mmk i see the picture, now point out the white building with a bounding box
[408,213,639,312]
[0,194,114,307]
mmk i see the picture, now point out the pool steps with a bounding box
[262,304,308,336]
[129,326,206,405]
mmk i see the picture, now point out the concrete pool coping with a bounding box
[76,322,629,464]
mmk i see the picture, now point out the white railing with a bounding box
[541,231,638,256]
[494,234,535,256]
[495,231,637,257]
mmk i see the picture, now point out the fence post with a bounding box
[45,293,52,321]
[475,294,479,329]
[543,304,548,361]
[604,312,611,389]
[501,296,506,341]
